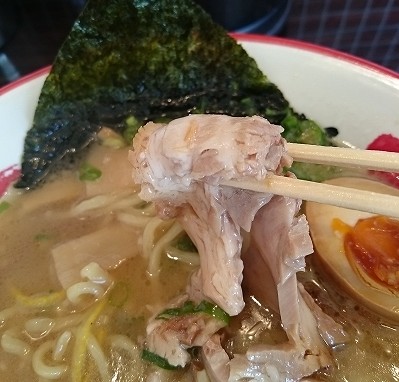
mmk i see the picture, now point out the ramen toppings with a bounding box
[130,114,292,316]
[343,216,399,291]
[130,114,347,380]
[1,119,399,380]
[367,134,399,188]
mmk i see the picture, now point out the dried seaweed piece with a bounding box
[16,0,329,189]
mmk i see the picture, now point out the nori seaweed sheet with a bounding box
[15,0,329,189]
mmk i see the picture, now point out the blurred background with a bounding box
[0,0,398,87]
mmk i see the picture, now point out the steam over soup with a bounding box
[1,118,399,381]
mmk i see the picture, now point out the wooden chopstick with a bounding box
[287,143,399,172]
[221,175,399,218]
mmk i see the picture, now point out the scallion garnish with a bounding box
[79,163,102,181]
[123,116,141,144]
[157,300,230,324]
[174,234,197,252]
[34,233,51,241]
[0,201,10,214]
[141,349,180,370]
[108,281,129,308]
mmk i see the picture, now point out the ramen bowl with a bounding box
[0,35,399,381]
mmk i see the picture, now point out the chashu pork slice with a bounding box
[130,114,347,379]
[130,114,291,316]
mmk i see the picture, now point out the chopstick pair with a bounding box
[221,143,399,218]
[287,143,399,172]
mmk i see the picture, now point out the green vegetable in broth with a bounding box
[175,234,198,253]
[0,201,10,214]
[78,162,102,181]
[16,0,331,189]
[108,281,130,308]
[156,300,230,324]
[142,349,181,370]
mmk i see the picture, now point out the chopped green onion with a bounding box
[79,163,102,181]
[108,281,129,308]
[0,201,10,214]
[101,137,126,149]
[97,127,126,148]
[141,349,180,370]
[195,300,230,323]
[34,233,51,241]
[157,301,196,319]
[281,111,329,146]
[290,162,339,182]
[157,300,230,324]
[174,234,197,252]
[123,116,141,144]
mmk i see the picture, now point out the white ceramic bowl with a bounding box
[1,35,398,190]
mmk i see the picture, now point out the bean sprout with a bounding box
[80,262,110,285]
[87,334,111,381]
[148,221,184,275]
[1,329,31,357]
[32,340,68,380]
[25,318,55,339]
[66,281,105,305]
[53,331,72,362]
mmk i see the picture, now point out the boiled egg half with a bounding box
[306,177,399,322]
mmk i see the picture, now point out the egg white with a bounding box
[306,176,399,322]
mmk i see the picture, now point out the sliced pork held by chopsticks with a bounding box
[223,142,399,218]
[129,115,396,381]
[131,114,399,220]
[129,114,399,315]
[130,114,292,316]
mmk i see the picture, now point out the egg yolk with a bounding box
[334,216,399,290]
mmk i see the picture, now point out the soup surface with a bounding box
[0,142,399,381]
